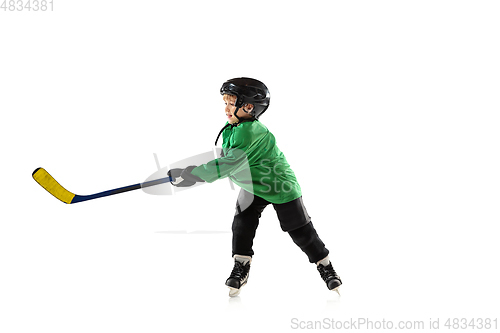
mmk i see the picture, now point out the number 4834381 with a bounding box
[1,0,54,11]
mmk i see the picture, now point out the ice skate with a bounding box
[317,260,342,295]
[225,255,251,297]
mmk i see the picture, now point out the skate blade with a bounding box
[227,280,247,297]
[228,287,241,297]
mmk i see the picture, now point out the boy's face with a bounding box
[223,94,253,124]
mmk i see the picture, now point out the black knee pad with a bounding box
[288,222,329,263]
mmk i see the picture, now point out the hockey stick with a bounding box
[32,167,173,204]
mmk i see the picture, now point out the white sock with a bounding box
[233,254,252,265]
[317,256,330,267]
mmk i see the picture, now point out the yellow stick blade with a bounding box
[32,168,76,204]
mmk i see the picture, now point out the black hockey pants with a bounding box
[231,189,329,263]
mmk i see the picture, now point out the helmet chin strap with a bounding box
[215,106,242,146]
[233,104,254,123]
[233,106,243,123]
[215,106,254,146]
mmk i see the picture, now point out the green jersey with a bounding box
[191,120,302,204]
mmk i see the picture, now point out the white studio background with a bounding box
[1,1,499,332]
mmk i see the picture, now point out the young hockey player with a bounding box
[168,78,341,296]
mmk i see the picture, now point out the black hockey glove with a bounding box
[168,165,205,187]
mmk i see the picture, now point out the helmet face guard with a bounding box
[220,78,270,119]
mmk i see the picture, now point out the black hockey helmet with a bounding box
[220,77,270,119]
